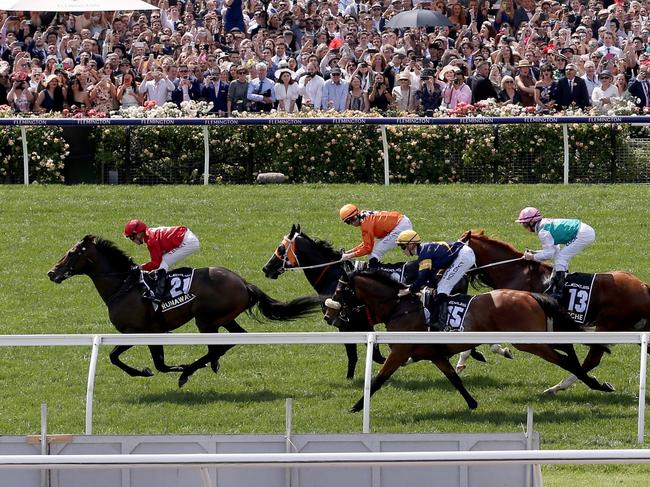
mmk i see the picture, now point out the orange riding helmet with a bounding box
[339,204,359,222]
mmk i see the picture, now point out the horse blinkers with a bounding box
[262,236,300,279]
[48,240,90,283]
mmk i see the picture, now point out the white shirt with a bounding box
[138,77,175,106]
[591,83,619,108]
[299,74,325,108]
[274,82,300,112]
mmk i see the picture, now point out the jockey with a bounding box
[339,204,413,268]
[396,229,476,320]
[123,219,200,303]
[516,207,596,299]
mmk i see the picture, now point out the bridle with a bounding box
[273,233,345,286]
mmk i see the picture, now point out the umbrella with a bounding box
[386,9,453,29]
[0,0,157,11]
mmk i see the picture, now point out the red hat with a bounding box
[123,219,147,237]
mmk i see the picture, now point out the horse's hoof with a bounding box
[350,403,363,413]
[210,361,220,374]
[141,368,154,377]
[455,365,466,374]
[468,399,478,410]
[178,375,189,388]
[602,382,615,393]
[346,373,354,380]
[503,348,514,360]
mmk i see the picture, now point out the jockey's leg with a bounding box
[369,216,413,266]
[436,246,476,323]
[160,229,201,270]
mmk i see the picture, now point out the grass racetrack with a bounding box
[0,184,649,485]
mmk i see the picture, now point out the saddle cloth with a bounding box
[422,290,475,332]
[561,272,596,325]
[141,268,197,312]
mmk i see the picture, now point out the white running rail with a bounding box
[0,332,647,441]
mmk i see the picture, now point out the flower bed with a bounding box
[1,100,648,184]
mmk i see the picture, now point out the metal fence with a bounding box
[2,116,650,185]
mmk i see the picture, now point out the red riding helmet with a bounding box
[123,219,148,238]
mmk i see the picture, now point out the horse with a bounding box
[48,235,323,387]
[261,224,494,379]
[261,224,387,379]
[323,270,613,412]
[459,229,650,393]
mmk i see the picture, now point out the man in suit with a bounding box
[470,60,498,103]
[628,64,650,109]
[556,63,590,109]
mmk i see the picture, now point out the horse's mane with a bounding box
[461,229,522,257]
[92,236,136,270]
[299,232,342,259]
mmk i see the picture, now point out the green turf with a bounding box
[0,184,648,482]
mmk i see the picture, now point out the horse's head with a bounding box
[262,224,301,279]
[48,235,98,283]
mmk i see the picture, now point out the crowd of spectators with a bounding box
[1,0,650,117]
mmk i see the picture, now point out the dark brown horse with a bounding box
[460,229,650,393]
[262,224,386,379]
[48,235,322,387]
[324,271,613,412]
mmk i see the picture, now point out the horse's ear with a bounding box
[460,230,471,242]
[82,234,96,244]
[289,224,296,237]
[296,224,301,234]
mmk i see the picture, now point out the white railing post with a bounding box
[380,125,390,186]
[562,123,569,184]
[203,125,210,186]
[639,333,648,445]
[20,126,29,185]
[40,403,48,487]
[85,335,102,435]
[362,332,376,433]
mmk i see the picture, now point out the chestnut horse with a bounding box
[460,229,650,393]
[324,270,613,412]
[48,235,322,387]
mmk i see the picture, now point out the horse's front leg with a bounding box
[148,345,185,373]
[344,343,358,380]
[109,345,154,377]
[350,344,412,413]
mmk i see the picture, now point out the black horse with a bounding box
[261,224,477,378]
[48,235,322,387]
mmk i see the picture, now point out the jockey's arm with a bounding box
[409,258,433,294]
[532,229,556,262]
[142,239,163,271]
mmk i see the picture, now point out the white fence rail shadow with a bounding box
[0,331,647,443]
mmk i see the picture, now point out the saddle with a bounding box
[139,268,197,312]
[421,289,474,332]
[555,272,596,325]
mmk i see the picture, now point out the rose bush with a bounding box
[2,100,648,184]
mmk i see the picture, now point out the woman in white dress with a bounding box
[590,70,619,110]
[274,68,300,112]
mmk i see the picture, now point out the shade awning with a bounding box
[0,0,158,11]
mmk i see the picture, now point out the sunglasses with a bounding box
[397,243,409,249]
[343,216,356,224]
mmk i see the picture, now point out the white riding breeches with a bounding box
[370,216,413,261]
[437,245,476,295]
[554,223,595,272]
[159,229,200,271]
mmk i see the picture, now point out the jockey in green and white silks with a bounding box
[516,207,596,298]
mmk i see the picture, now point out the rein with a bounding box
[467,256,524,273]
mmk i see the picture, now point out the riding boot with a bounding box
[552,271,566,301]
[435,293,449,326]
[153,268,167,304]
[368,257,379,269]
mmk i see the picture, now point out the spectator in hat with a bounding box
[34,73,66,113]
[320,67,349,111]
[514,59,536,107]
[591,70,618,109]
[442,67,471,109]
[392,71,418,112]
[275,66,300,112]
[416,68,442,115]
[471,59,498,103]
[6,71,34,113]
[556,63,590,109]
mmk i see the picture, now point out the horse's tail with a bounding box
[246,284,323,321]
[529,293,583,332]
